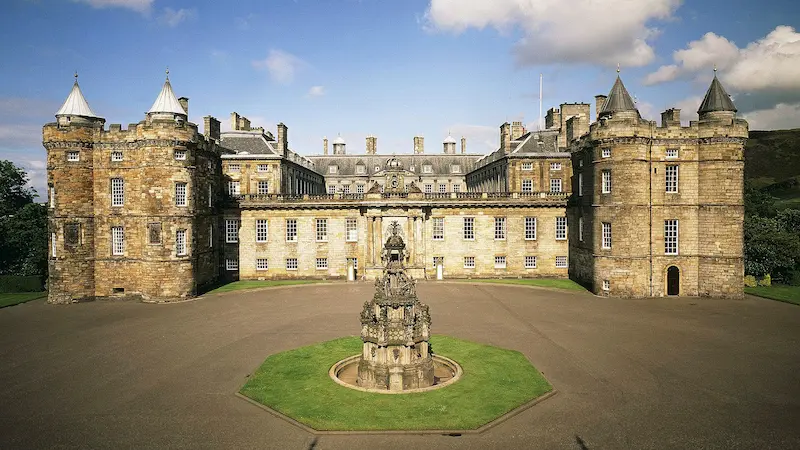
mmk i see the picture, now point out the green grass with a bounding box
[455,278,587,291]
[0,292,46,308]
[205,280,326,295]
[745,285,800,305]
[240,335,552,431]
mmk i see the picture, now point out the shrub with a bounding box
[0,275,45,293]
[757,274,772,287]
[744,275,757,287]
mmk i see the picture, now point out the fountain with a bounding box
[330,221,462,393]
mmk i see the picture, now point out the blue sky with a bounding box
[1,0,799,196]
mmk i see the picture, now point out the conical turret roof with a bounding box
[56,76,100,118]
[147,73,187,115]
[599,76,638,116]
[698,74,737,114]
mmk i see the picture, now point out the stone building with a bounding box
[44,71,746,303]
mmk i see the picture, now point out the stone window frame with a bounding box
[438,184,447,193]
[66,150,80,162]
[256,219,269,243]
[286,258,298,270]
[208,184,213,207]
[555,217,567,240]
[147,222,162,245]
[342,184,351,194]
[110,178,124,207]
[432,217,444,241]
[453,184,461,193]
[111,151,123,162]
[175,229,187,256]
[524,217,537,240]
[348,257,358,270]
[257,180,269,195]
[208,224,213,248]
[226,259,239,271]
[424,184,433,194]
[316,257,328,270]
[525,255,537,269]
[49,185,55,209]
[422,164,433,174]
[228,181,240,197]
[286,219,298,242]
[601,170,612,194]
[356,164,366,174]
[601,148,611,158]
[356,184,365,194]
[256,258,269,271]
[665,219,679,255]
[578,173,583,196]
[602,280,610,291]
[345,218,358,242]
[315,218,328,242]
[494,217,506,240]
[327,185,336,194]
[51,232,57,258]
[602,222,612,249]
[228,163,241,172]
[174,149,187,161]
[328,165,338,174]
[494,256,507,269]
[111,226,125,256]
[550,178,562,193]
[463,217,475,240]
[463,256,475,269]
[257,164,270,172]
[175,182,188,207]
[451,164,461,174]
[550,162,562,171]
[665,165,679,193]
[555,256,568,268]
[666,148,679,159]
[64,222,81,247]
[225,219,240,244]
[522,179,533,193]
[521,162,533,171]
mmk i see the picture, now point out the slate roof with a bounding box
[599,76,638,117]
[698,75,737,114]
[307,153,482,177]
[220,131,279,156]
[56,79,100,118]
[474,129,566,168]
[147,77,187,115]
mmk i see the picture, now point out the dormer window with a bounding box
[422,164,433,174]
[356,165,365,174]
[451,165,461,174]
[329,165,338,174]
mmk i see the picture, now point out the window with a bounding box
[111,226,124,255]
[423,164,433,174]
[49,186,55,208]
[451,165,461,173]
[602,147,611,158]
[424,184,433,193]
[257,181,269,195]
[522,179,533,192]
[316,258,328,270]
[148,222,162,245]
[316,218,328,242]
[665,219,679,255]
[525,256,537,269]
[555,217,567,240]
[550,162,562,170]
[228,163,241,172]
[225,219,239,243]
[348,257,358,270]
[111,151,123,162]
[327,185,336,194]
[579,159,584,168]
[463,217,474,240]
[256,258,269,270]
[356,184,365,194]
[525,217,537,240]
[579,216,584,242]
[257,164,269,172]
[666,148,679,159]
[521,162,533,171]
[494,217,506,240]
[111,178,124,207]
[453,184,461,193]
[439,184,447,193]
[174,150,187,160]
[66,151,79,161]
[342,185,351,194]
[328,165,338,174]
[226,259,238,271]
[464,256,475,269]
[256,219,268,242]
[666,165,679,193]
[286,258,298,270]
[433,217,444,240]
[286,219,297,242]
[175,182,187,207]
[602,170,612,194]
[356,165,366,174]
[550,178,562,193]
[208,184,213,207]
[603,280,610,291]
[494,256,506,269]
[555,256,568,268]
[51,232,56,257]
[346,218,358,242]
[228,181,240,196]
[208,224,213,247]
[578,173,583,196]
[65,223,80,246]
[602,222,612,249]
[176,229,187,256]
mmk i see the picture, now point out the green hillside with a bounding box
[745,129,800,209]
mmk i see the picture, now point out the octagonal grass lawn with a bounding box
[239,335,552,431]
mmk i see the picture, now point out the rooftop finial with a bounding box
[713,64,717,74]
[617,63,621,74]
[166,67,170,80]
[74,71,78,81]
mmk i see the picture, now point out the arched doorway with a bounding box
[667,266,680,296]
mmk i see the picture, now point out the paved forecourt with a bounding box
[0,282,798,449]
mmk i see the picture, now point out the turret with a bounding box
[597,71,639,121]
[55,73,105,127]
[698,70,737,123]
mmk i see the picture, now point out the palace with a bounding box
[44,72,746,303]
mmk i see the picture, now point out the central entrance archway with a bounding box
[667,266,680,296]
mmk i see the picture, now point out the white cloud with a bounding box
[424,0,681,67]
[252,50,307,84]
[306,86,325,98]
[742,103,800,131]
[0,124,43,149]
[74,0,153,14]
[159,8,196,27]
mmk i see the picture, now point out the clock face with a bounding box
[391,176,399,188]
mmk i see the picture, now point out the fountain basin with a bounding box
[330,354,463,394]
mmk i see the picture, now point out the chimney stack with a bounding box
[178,97,189,117]
[511,121,525,140]
[203,116,220,141]
[500,122,511,154]
[323,137,329,155]
[277,123,288,156]
[660,108,681,127]
[461,137,466,154]
[366,135,377,155]
[413,136,424,154]
[594,95,607,122]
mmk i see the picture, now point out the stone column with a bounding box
[407,218,414,265]
[375,216,383,261]
[366,216,374,266]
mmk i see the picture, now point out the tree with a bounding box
[744,213,800,284]
[0,160,47,276]
[0,160,36,217]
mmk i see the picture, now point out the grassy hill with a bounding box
[745,129,800,210]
